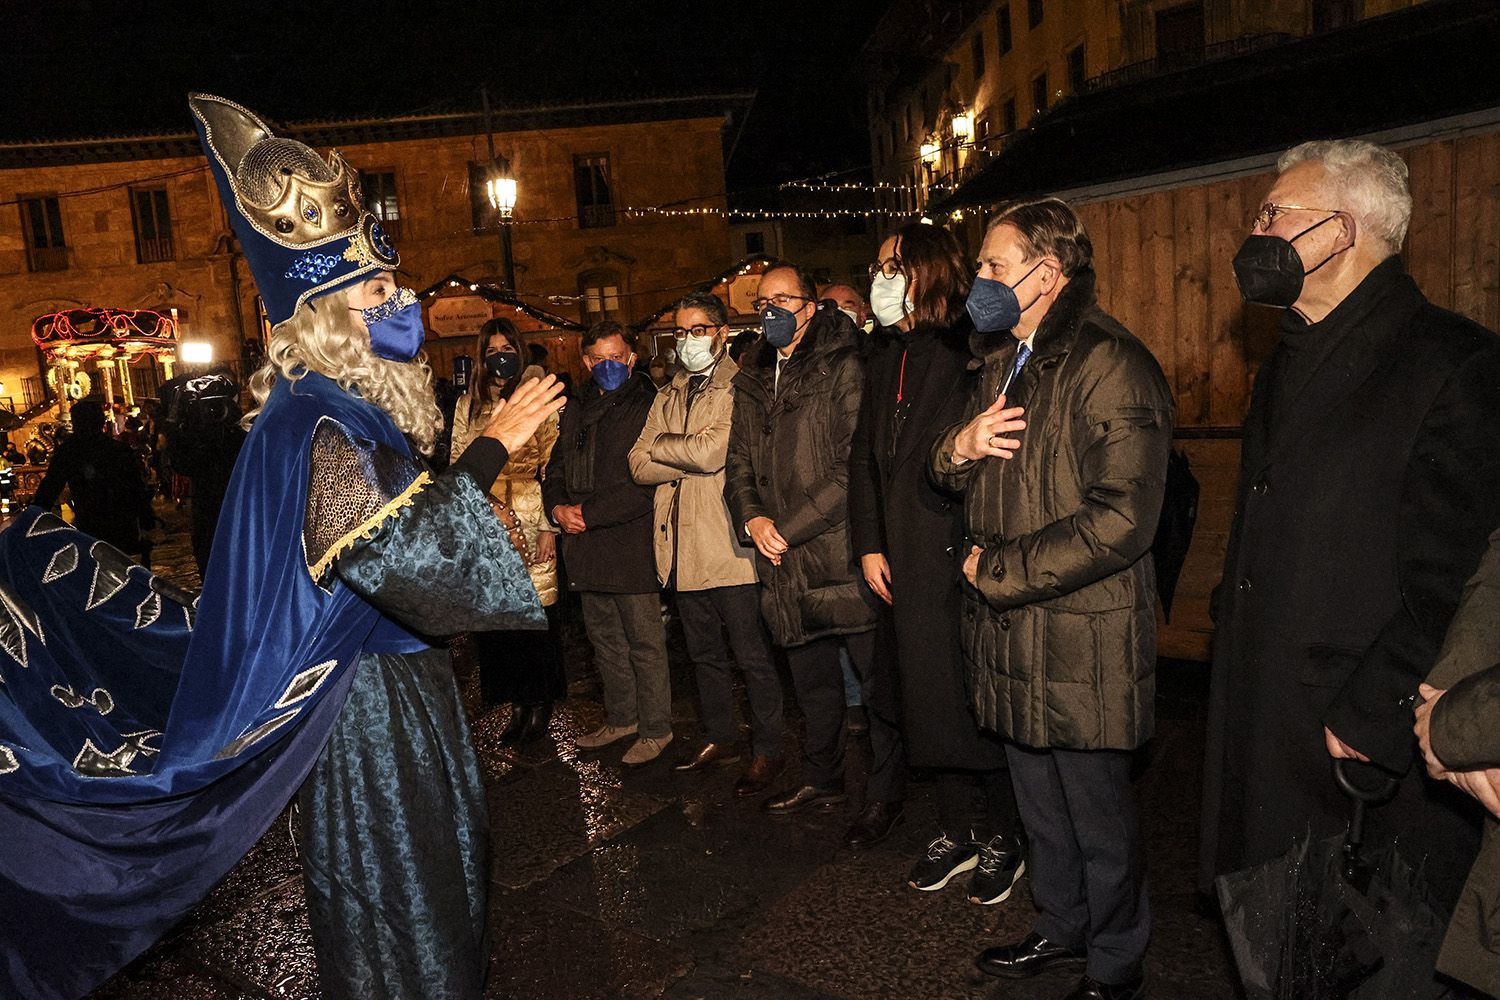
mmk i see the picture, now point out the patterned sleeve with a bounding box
[304,417,544,634]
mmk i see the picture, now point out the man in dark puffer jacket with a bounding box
[726,262,905,848]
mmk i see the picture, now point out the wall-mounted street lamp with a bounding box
[950,110,974,144]
[920,139,940,165]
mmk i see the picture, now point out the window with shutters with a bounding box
[131,188,174,263]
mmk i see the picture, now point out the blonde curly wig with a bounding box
[244,286,442,454]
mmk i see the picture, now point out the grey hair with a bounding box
[1277,139,1411,253]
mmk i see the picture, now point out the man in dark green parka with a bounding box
[932,198,1173,1000]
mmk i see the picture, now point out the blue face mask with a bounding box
[591,359,631,392]
[965,261,1045,333]
[359,287,425,361]
[761,303,802,349]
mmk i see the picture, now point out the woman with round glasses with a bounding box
[850,222,1027,903]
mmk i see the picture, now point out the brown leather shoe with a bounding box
[734,754,786,797]
[672,741,743,772]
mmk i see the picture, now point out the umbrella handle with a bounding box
[1332,758,1400,805]
[1333,759,1398,891]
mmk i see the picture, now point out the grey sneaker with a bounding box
[621,733,673,766]
[575,722,637,749]
[968,834,1026,905]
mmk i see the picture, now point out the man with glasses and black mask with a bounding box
[725,262,906,848]
[544,320,673,767]
[1201,139,1500,933]
[630,291,786,795]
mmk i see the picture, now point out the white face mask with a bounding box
[676,335,718,373]
[837,306,861,327]
[868,272,911,327]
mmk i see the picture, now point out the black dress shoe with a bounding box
[516,702,552,744]
[761,784,846,815]
[673,742,742,772]
[843,800,903,848]
[499,704,550,745]
[1063,973,1146,1000]
[976,932,1086,980]
[734,754,785,796]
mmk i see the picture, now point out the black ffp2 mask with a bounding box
[1231,213,1345,308]
[484,351,521,380]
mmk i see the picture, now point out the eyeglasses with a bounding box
[1250,202,1343,232]
[752,294,810,312]
[868,256,905,280]
[671,324,723,340]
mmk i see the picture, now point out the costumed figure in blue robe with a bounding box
[0,93,566,1000]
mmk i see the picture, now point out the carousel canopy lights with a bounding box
[31,307,179,360]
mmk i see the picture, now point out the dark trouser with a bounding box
[580,591,671,739]
[785,631,904,803]
[1006,742,1149,985]
[472,604,566,706]
[676,584,785,757]
[934,766,1022,844]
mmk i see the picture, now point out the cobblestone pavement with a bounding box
[85,502,1239,1000]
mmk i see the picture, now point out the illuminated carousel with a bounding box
[31,307,180,422]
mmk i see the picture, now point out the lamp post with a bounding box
[480,86,518,294]
[487,158,518,294]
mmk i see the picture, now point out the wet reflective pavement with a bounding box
[88,506,1238,1000]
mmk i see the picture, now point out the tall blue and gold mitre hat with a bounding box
[189,93,399,327]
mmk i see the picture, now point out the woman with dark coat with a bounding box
[850,223,1025,903]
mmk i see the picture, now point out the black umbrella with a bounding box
[1151,447,1199,621]
[1216,760,1456,999]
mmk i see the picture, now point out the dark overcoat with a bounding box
[1199,257,1500,909]
[724,308,880,648]
[850,318,1006,770]
[541,372,658,594]
[930,270,1174,751]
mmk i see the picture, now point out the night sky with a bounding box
[0,0,887,196]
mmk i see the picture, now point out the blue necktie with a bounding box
[1000,343,1032,400]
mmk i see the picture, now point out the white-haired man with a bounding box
[1202,139,1500,923]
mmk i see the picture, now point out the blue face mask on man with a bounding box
[965,260,1046,333]
[591,359,631,392]
[359,286,425,361]
[761,303,804,349]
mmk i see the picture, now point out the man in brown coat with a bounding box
[932,199,1173,1000]
[1416,526,1500,998]
[630,291,786,795]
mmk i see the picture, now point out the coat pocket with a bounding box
[801,581,878,633]
[1301,643,1364,688]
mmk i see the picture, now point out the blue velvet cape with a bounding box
[0,372,538,999]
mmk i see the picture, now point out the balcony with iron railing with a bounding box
[136,236,174,264]
[1084,33,1294,93]
[26,245,68,272]
[579,204,617,229]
